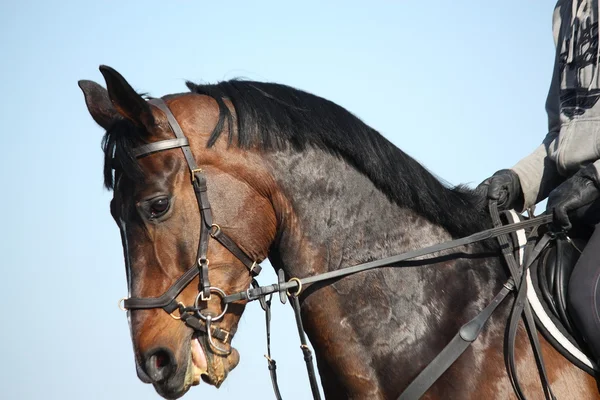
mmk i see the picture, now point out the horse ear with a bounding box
[98,65,155,129]
[78,80,121,130]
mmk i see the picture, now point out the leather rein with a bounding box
[118,98,558,399]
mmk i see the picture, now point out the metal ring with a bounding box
[194,287,229,322]
[198,258,210,267]
[210,224,221,237]
[169,302,185,320]
[565,235,583,254]
[205,315,231,355]
[118,297,128,311]
[286,277,303,298]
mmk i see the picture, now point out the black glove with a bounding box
[547,166,600,231]
[477,169,524,211]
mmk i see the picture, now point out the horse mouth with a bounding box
[188,336,240,388]
[150,335,239,399]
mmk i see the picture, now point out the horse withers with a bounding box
[79,66,598,399]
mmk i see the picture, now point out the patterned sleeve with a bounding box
[511,40,564,209]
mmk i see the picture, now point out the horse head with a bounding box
[79,66,277,398]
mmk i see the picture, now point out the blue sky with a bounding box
[1,1,556,399]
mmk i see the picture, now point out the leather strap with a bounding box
[224,215,554,304]
[291,295,322,400]
[263,293,282,400]
[148,98,213,299]
[124,267,199,310]
[490,201,555,400]
[181,313,233,343]
[398,211,553,400]
[148,99,200,172]
[504,231,555,400]
[133,138,190,158]
[212,229,262,274]
[398,281,513,400]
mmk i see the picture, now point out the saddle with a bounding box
[504,210,596,374]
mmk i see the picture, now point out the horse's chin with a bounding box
[154,383,190,400]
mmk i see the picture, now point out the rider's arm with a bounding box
[511,49,564,210]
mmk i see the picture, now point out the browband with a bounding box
[133,138,189,158]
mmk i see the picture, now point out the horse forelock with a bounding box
[101,118,149,190]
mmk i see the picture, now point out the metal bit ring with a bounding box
[194,287,228,322]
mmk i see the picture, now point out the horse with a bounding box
[78,65,598,399]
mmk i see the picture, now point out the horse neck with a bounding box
[262,147,507,396]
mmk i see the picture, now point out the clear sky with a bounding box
[1,1,556,399]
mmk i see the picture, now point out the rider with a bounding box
[478,0,600,363]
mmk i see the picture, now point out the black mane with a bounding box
[103,79,488,237]
[187,80,487,237]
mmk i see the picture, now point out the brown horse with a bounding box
[79,66,598,399]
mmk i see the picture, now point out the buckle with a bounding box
[190,168,203,182]
[246,287,260,302]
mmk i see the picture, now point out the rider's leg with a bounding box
[568,222,600,361]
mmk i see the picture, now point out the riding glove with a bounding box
[546,166,600,231]
[478,169,524,211]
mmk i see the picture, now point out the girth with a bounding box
[119,98,261,351]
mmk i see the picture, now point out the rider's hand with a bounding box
[477,169,524,211]
[547,166,600,231]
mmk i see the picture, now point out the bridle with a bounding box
[116,98,562,400]
[120,98,262,354]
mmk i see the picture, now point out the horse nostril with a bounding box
[155,352,168,368]
[144,348,176,383]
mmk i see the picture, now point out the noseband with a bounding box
[120,98,262,354]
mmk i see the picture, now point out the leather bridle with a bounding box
[120,98,262,354]
[116,98,561,400]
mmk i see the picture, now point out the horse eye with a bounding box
[149,197,170,217]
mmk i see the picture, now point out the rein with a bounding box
[228,208,555,400]
[117,98,558,399]
[223,214,553,304]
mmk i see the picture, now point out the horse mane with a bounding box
[102,79,488,237]
[186,80,488,237]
